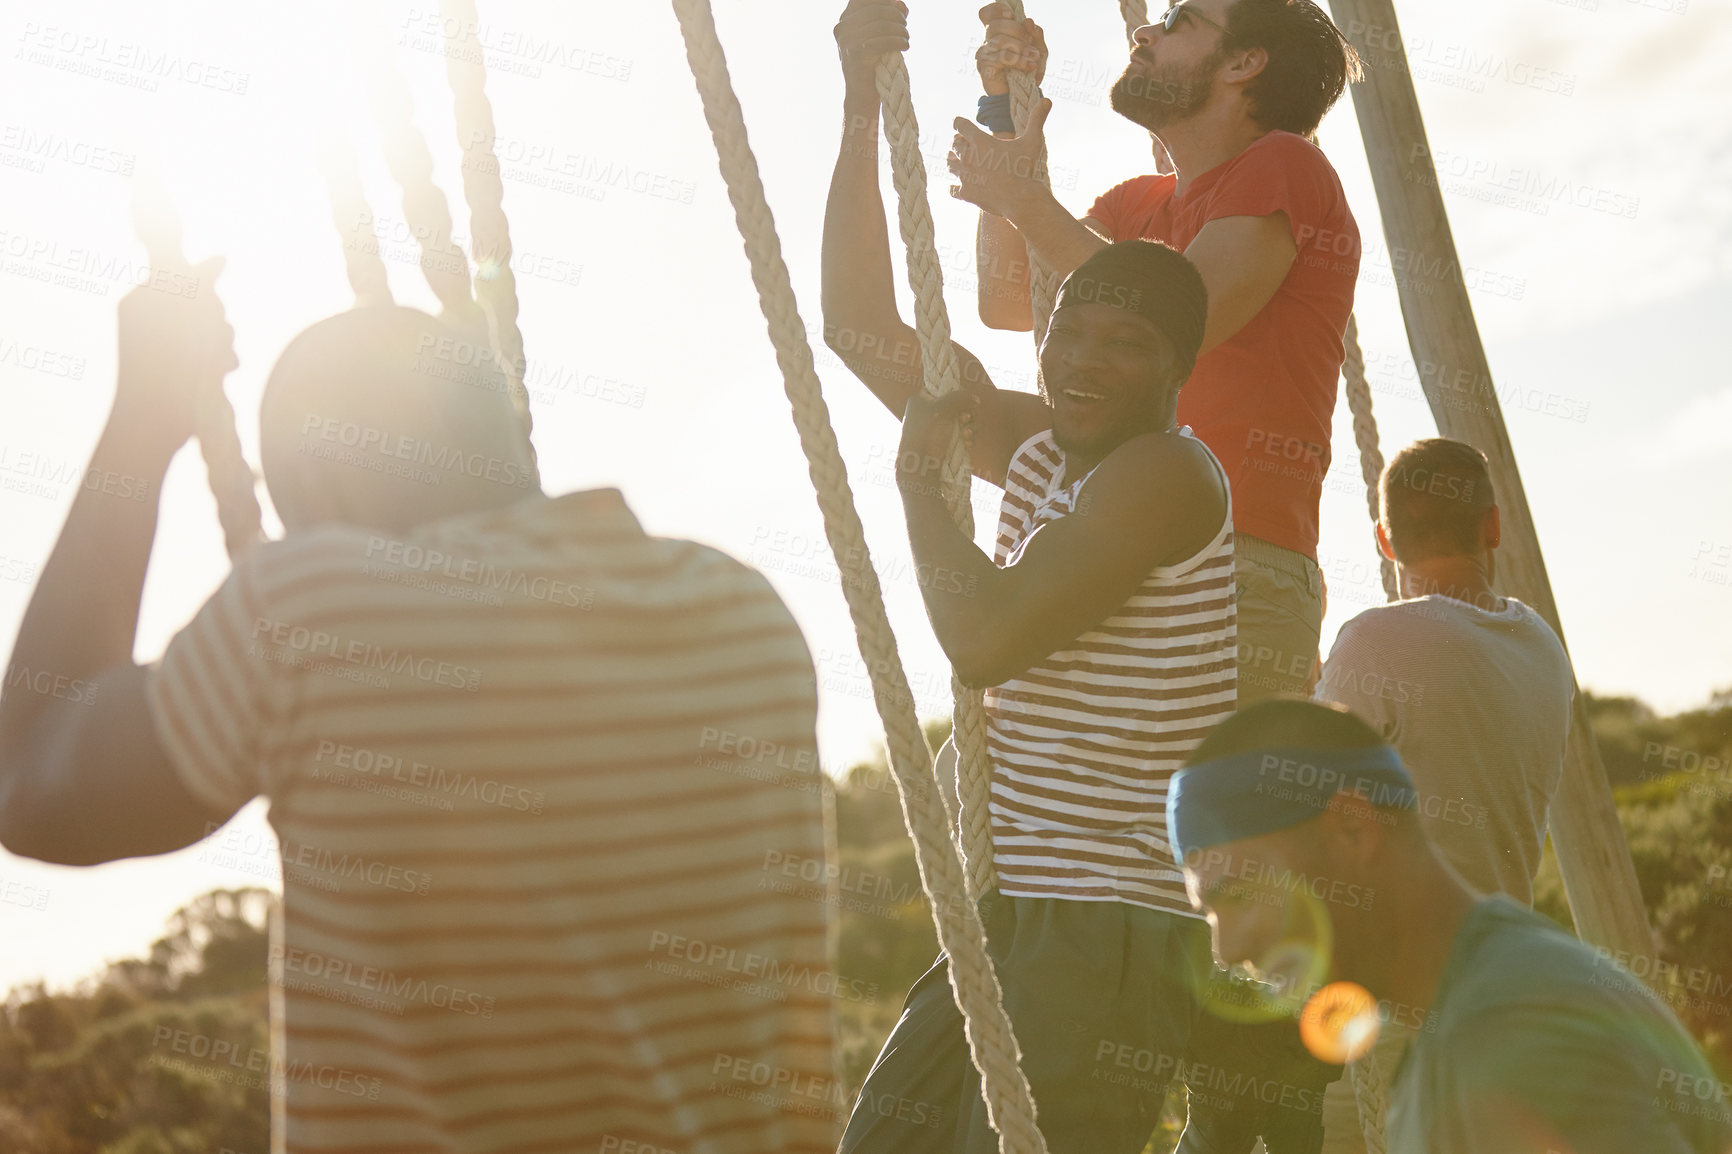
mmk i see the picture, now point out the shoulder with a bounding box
[1330,602,1430,650]
[1096,173,1174,202]
[1088,173,1179,233]
[1232,131,1338,176]
[1214,132,1350,212]
[1082,431,1225,520]
[1503,597,1570,651]
[1097,429,1218,486]
[231,526,383,605]
[1439,901,1625,1015]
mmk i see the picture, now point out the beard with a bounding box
[1109,46,1225,132]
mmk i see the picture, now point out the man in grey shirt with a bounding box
[1315,437,1573,904]
[1313,438,1576,1153]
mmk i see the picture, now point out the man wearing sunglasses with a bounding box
[959,4,1364,1153]
[962,0,1362,718]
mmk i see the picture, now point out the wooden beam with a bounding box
[1326,0,1657,963]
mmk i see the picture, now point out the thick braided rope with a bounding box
[435,0,540,487]
[669,4,1045,1150]
[1340,314,1398,601]
[1342,314,1394,1152]
[874,54,997,899]
[131,187,263,559]
[195,384,267,560]
[366,40,484,325]
[994,1,1059,343]
[1119,0,1150,39]
[1349,1046,1390,1154]
[317,133,394,307]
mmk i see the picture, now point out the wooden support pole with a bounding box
[1326,0,1657,963]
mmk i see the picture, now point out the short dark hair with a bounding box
[1058,240,1209,384]
[1221,0,1362,136]
[1186,697,1384,767]
[1380,438,1496,563]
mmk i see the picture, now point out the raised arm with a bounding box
[824,0,1049,485]
[0,262,237,864]
[1183,212,1297,355]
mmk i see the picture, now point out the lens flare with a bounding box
[1299,981,1381,1064]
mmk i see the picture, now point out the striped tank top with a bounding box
[982,428,1237,916]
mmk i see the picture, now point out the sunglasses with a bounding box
[1158,1,1227,34]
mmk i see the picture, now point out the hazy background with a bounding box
[1,0,1727,994]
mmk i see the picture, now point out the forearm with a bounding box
[821,85,922,416]
[976,210,1033,331]
[1,413,173,749]
[1010,189,1107,282]
[900,484,1003,685]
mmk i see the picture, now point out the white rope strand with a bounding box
[670,3,1045,1149]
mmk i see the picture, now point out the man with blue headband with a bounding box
[1168,697,1732,1154]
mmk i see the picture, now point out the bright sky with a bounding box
[1,0,1727,995]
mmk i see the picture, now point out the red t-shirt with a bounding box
[1086,131,1359,560]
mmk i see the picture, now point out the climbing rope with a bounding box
[873,50,999,900]
[1348,1036,1391,1154]
[436,0,540,486]
[316,131,394,308]
[993,0,1060,343]
[131,178,263,560]
[1119,0,1150,38]
[364,25,484,327]
[1340,314,1398,602]
[670,2,1046,1149]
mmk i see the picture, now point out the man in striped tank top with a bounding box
[827,23,1253,1141]
[0,290,834,1152]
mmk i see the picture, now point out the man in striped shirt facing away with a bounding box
[0,282,835,1152]
[827,20,1237,1144]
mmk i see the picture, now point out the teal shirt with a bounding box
[1386,897,1732,1154]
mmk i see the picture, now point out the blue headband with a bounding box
[1167,745,1418,862]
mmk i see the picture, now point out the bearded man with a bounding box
[959,0,1362,708]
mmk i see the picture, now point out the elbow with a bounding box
[945,640,1024,692]
[0,773,60,863]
